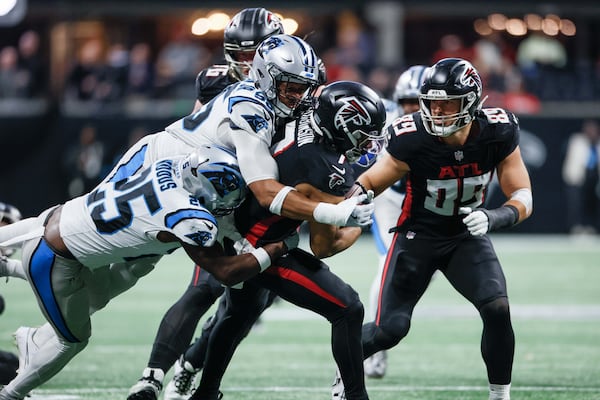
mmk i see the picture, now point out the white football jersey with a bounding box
[60,158,219,269]
[164,80,279,184]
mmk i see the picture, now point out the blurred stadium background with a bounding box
[0,1,600,398]
[0,0,599,233]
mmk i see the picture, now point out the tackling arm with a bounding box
[355,152,410,196]
[294,183,362,258]
[235,134,374,227]
[180,239,288,286]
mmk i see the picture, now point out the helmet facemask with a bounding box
[224,44,257,80]
[419,91,480,137]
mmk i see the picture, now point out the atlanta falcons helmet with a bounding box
[224,8,284,80]
[179,145,247,216]
[419,58,483,137]
[311,80,387,162]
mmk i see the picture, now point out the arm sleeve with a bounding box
[230,125,279,185]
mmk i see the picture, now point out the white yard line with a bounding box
[261,304,600,321]
[25,384,600,398]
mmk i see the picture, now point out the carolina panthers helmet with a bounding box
[419,58,483,137]
[0,202,21,257]
[251,34,320,117]
[224,8,284,81]
[311,81,387,162]
[179,146,247,216]
[393,65,428,105]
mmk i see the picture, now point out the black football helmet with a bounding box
[311,81,387,162]
[419,58,483,137]
[224,8,284,80]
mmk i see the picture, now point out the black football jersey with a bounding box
[234,110,355,245]
[195,64,237,104]
[386,108,519,237]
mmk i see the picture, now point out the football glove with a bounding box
[459,207,489,236]
[313,192,374,227]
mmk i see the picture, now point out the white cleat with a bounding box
[127,368,164,400]
[163,356,199,400]
[363,350,387,379]
[331,368,346,400]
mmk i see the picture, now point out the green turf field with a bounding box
[1,234,599,399]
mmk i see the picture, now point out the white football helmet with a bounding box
[179,146,247,216]
[393,65,429,105]
[250,34,320,117]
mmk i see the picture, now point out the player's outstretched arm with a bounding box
[292,183,362,258]
[180,239,289,286]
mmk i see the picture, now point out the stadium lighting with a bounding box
[282,18,298,34]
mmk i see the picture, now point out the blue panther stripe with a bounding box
[109,144,148,182]
[165,208,217,229]
[29,240,80,343]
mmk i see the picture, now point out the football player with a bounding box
[333,58,533,400]
[0,146,295,400]
[169,80,386,400]
[126,14,325,400]
[362,65,429,379]
[104,33,372,230]
[191,7,284,112]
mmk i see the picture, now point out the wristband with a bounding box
[482,205,519,231]
[269,186,296,215]
[251,247,271,272]
[313,202,346,226]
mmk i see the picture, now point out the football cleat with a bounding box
[163,356,199,400]
[127,368,164,400]
[331,368,346,400]
[363,350,387,379]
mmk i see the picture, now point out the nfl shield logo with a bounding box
[454,150,464,162]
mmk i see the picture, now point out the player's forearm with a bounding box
[250,179,319,222]
[310,226,362,258]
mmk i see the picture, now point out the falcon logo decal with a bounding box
[460,67,482,93]
[334,96,371,131]
[328,172,346,189]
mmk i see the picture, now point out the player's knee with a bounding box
[129,258,159,278]
[479,297,511,324]
[378,314,411,347]
[343,296,365,324]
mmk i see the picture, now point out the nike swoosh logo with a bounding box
[202,221,215,230]
[331,165,346,175]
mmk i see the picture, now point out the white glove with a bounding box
[283,231,299,251]
[313,191,375,227]
[233,237,255,254]
[459,207,489,236]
